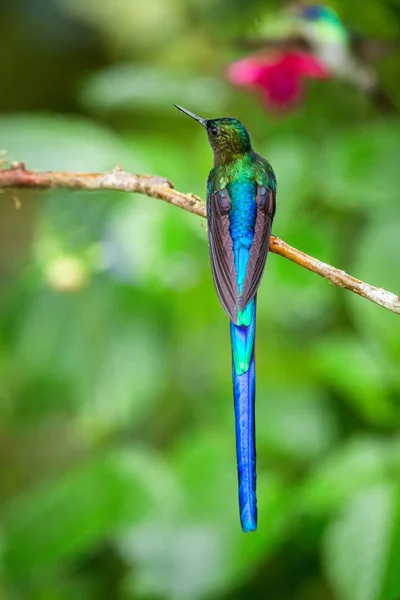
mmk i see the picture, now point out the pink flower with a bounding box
[227,51,331,111]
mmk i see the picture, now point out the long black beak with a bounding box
[174,104,207,127]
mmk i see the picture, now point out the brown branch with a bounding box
[1,163,399,315]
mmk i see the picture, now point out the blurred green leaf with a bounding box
[0,448,181,579]
[262,137,316,227]
[300,436,400,515]
[319,122,400,210]
[114,432,291,599]
[80,66,229,113]
[324,483,400,600]
[257,386,338,462]
[311,335,397,425]
[119,522,230,600]
[11,284,165,435]
[0,115,145,171]
[59,0,186,50]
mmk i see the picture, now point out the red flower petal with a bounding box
[226,58,269,86]
[279,51,330,79]
[227,51,331,110]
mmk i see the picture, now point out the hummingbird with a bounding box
[174,104,277,532]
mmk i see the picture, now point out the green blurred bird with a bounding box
[234,3,399,113]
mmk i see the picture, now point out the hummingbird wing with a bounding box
[207,188,238,322]
[240,185,276,312]
[350,33,400,63]
[207,184,275,323]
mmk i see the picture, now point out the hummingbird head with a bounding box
[295,4,346,45]
[300,5,342,27]
[174,105,251,165]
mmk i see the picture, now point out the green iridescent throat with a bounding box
[206,119,251,166]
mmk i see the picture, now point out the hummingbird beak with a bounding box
[174,104,207,127]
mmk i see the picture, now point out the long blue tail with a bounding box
[230,297,257,532]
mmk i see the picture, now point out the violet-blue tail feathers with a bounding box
[230,296,257,532]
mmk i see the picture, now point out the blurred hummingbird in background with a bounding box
[174,104,276,532]
[229,3,399,113]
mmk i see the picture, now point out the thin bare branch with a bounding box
[1,163,399,315]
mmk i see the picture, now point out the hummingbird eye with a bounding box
[210,126,219,136]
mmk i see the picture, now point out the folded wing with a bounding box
[207,185,275,323]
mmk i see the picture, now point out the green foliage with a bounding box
[0,0,400,599]
[0,115,144,171]
[1,449,176,579]
[80,66,229,113]
[324,483,400,600]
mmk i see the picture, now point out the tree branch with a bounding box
[1,163,399,315]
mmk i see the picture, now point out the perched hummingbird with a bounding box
[174,104,277,532]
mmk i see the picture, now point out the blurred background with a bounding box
[0,1,400,599]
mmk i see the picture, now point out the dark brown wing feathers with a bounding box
[207,190,238,322]
[207,185,275,322]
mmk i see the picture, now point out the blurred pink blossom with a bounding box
[227,51,331,111]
